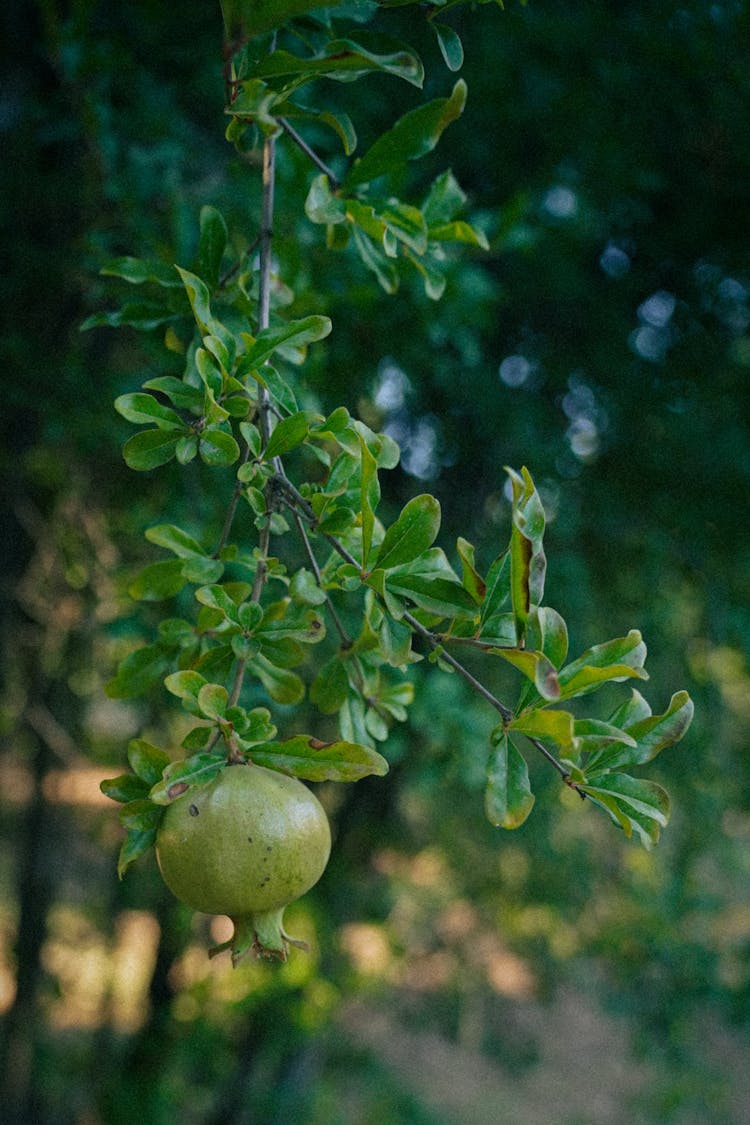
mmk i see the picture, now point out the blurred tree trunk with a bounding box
[0,707,55,1125]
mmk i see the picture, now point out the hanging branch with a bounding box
[99,4,694,895]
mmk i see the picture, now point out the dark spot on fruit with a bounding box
[266,845,272,852]
[189,804,199,817]
[247,836,253,843]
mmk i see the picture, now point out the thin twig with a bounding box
[279,118,341,190]
[290,509,380,706]
[401,610,513,724]
[258,138,276,336]
[292,511,350,648]
[401,608,578,785]
[222,134,277,719]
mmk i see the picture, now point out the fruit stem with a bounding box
[211,910,310,966]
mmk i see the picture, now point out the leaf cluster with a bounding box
[224,20,488,297]
[96,1,692,880]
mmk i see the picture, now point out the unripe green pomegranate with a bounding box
[155,762,331,963]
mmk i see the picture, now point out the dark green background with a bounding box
[2,2,749,1121]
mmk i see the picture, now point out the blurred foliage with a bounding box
[1,1,749,1122]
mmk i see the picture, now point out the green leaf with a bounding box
[176,266,215,336]
[178,265,217,335]
[428,219,489,250]
[377,201,429,255]
[384,548,476,618]
[509,708,575,753]
[506,466,546,646]
[195,643,234,683]
[514,607,569,710]
[573,719,637,755]
[181,556,224,584]
[378,614,415,666]
[580,774,671,849]
[239,706,277,744]
[285,106,358,156]
[199,427,240,466]
[251,37,423,88]
[127,740,171,786]
[100,773,149,804]
[175,435,198,464]
[115,393,184,430]
[306,173,348,225]
[586,691,694,775]
[263,410,321,460]
[164,669,207,703]
[257,599,325,645]
[372,494,441,571]
[557,630,649,701]
[238,600,264,630]
[221,0,377,39]
[346,79,467,187]
[181,726,213,752]
[128,559,187,601]
[106,645,171,699]
[239,316,332,375]
[122,429,182,471]
[491,648,560,702]
[239,421,262,457]
[618,690,694,764]
[351,225,399,293]
[81,302,179,333]
[456,537,486,604]
[145,524,204,558]
[310,656,350,713]
[485,733,535,829]
[142,376,204,411]
[432,22,464,71]
[197,205,228,291]
[247,654,305,704]
[195,347,223,396]
[195,583,240,620]
[422,169,467,226]
[608,688,653,729]
[204,331,233,372]
[248,734,389,782]
[478,612,517,647]
[197,682,229,720]
[149,752,228,805]
[257,364,298,415]
[101,256,182,288]
[118,828,158,878]
[289,568,328,606]
[359,433,380,568]
[479,552,511,628]
[529,606,569,670]
[232,634,261,660]
[365,706,389,742]
[119,798,164,832]
[379,680,415,721]
[404,249,447,300]
[158,617,197,647]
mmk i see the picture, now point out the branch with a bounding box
[403,610,579,787]
[279,118,341,190]
[274,478,580,788]
[213,135,277,558]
